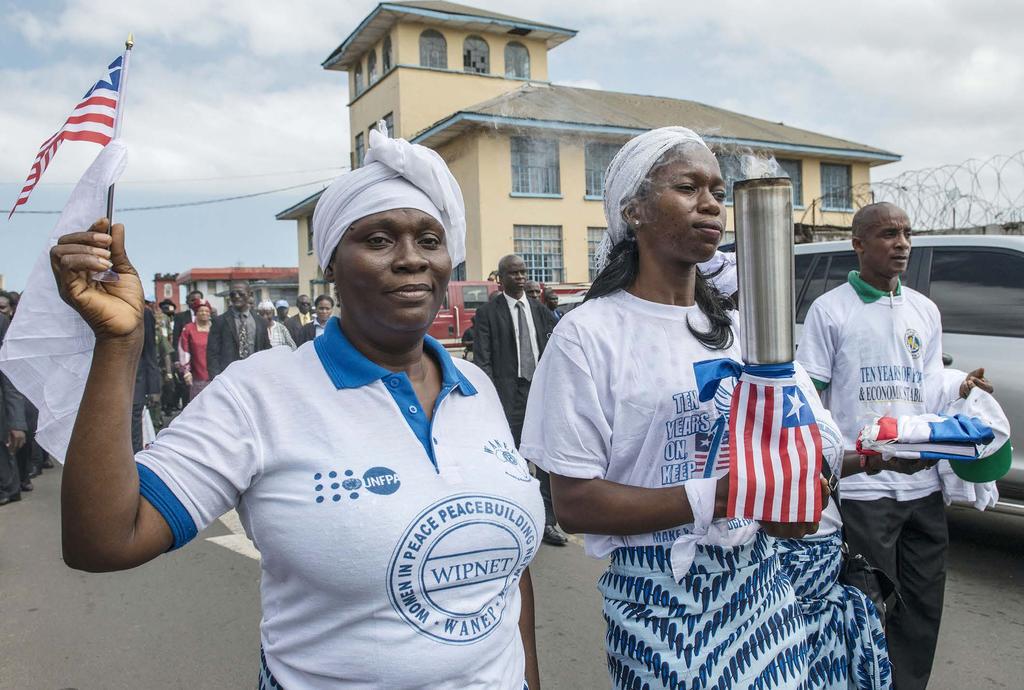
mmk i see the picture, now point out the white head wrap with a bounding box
[257,300,275,311]
[596,126,711,270]
[312,122,466,271]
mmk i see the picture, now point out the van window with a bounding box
[929,249,1024,337]
[825,252,859,291]
[462,285,491,311]
[796,255,828,323]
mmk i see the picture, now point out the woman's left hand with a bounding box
[757,476,830,539]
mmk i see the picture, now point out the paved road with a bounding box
[1,467,1021,689]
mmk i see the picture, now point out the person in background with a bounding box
[525,280,542,301]
[298,294,335,345]
[284,294,312,343]
[206,280,270,379]
[177,301,213,401]
[487,269,500,283]
[797,202,964,690]
[156,300,178,418]
[173,290,205,352]
[542,288,561,321]
[258,301,297,350]
[134,296,161,453]
[274,299,290,323]
[473,254,567,547]
[0,311,27,506]
[0,292,12,318]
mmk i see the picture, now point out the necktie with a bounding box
[238,314,250,359]
[516,301,536,381]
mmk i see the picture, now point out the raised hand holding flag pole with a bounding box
[94,33,134,283]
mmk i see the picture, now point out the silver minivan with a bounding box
[794,235,1024,515]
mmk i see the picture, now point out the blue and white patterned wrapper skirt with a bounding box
[600,532,808,690]
[775,533,892,690]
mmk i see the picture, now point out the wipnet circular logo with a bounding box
[387,494,538,645]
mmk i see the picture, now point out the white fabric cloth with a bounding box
[797,281,945,502]
[312,123,466,271]
[136,331,544,689]
[700,250,738,297]
[502,292,539,377]
[520,290,841,560]
[0,140,127,462]
[935,369,1006,510]
[596,126,710,270]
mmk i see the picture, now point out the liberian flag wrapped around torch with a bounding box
[695,359,823,522]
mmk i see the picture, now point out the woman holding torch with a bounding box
[521,127,835,689]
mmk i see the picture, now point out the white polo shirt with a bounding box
[797,273,945,502]
[520,290,844,556]
[136,317,544,689]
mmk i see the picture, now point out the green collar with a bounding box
[848,270,901,303]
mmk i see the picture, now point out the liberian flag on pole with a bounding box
[695,359,823,523]
[8,55,124,218]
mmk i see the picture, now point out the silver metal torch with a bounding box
[733,177,795,364]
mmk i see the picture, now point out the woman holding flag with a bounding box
[46,126,544,689]
[520,126,836,689]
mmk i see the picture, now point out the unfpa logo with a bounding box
[313,466,400,503]
[904,329,922,359]
[483,439,532,482]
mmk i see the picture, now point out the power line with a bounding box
[0,165,347,187]
[4,178,331,216]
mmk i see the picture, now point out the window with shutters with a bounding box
[463,35,490,74]
[419,30,447,69]
[504,42,529,79]
[511,137,560,195]
[777,158,803,207]
[587,227,606,280]
[367,50,378,84]
[585,142,621,198]
[353,64,364,95]
[382,35,392,72]
[514,225,564,282]
[821,163,852,211]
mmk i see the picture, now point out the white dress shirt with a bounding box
[502,292,539,378]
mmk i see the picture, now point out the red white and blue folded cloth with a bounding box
[857,413,995,460]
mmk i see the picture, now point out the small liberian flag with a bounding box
[729,367,822,522]
[9,55,123,218]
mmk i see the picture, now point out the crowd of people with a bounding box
[10,123,1006,690]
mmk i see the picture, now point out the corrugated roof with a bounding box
[415,84,899,163]
[322,1,576,70]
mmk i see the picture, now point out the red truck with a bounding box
[429,281,500,352]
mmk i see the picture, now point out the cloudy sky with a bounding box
[1,0,1020,291]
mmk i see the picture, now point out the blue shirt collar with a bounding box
[314,316,477,395]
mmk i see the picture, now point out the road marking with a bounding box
[208,510,260,560]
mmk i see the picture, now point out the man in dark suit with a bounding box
[206,280,270,379]
[297,294,335,346]
[285,293,313,344]
[0,313,28,506]
[473,254,567,546]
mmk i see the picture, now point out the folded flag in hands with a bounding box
[857,413,995,461]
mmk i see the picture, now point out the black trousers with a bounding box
[0,447,19,499]
[507,377,555,528]
[841,491,948,690]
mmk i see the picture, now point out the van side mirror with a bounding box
[942,353,953,366]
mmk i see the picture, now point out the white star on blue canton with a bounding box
[785,391,805,419]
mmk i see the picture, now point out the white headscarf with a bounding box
[596,126,711,270]
[312,122,466,271]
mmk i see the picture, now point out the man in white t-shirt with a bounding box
[797,202,948,690]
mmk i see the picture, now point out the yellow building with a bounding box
[277,0,899,293]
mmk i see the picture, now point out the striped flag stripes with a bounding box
[9,55,122,218]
